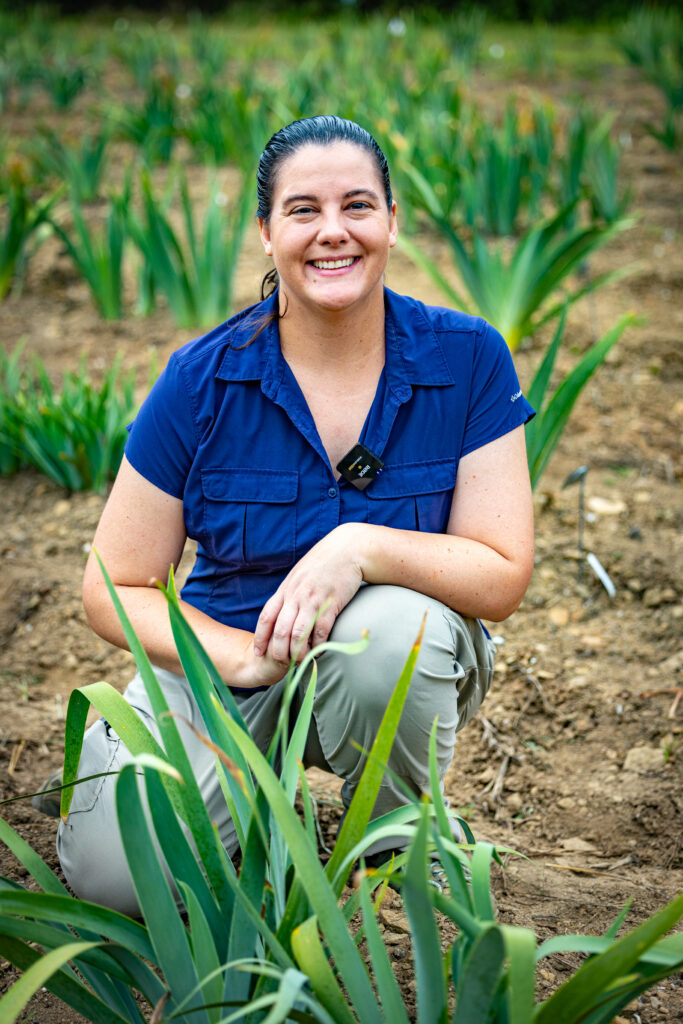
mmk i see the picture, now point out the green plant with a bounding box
[182,78,273,170]
[0,160,61,301]
[48,186,129,319]
[0,349,137,492]
[113,73,180,164]
[0,341,28,474]
[35,54,88,109]
[27,126,109,202]
[128,169,252,328]
[2,560,683,1023]
[113,22,181,91]
[584,118,630,224]
[525,306,638,489]
[399,201,634,350]
[616,6,682,150]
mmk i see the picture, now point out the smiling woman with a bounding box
[48,115,535,915]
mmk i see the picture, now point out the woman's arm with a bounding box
[254,426,534,662]
[82,456,289,689]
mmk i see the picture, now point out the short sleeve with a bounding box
[461,323,535,457]
[125,354,198,498]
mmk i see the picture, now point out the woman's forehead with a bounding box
[272,142,381,198]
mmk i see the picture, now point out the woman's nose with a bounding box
[317,209,349,245]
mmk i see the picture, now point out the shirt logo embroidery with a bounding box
[510,389,523,402]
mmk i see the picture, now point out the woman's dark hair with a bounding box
[240,115,393,345]
[257,114,393,225]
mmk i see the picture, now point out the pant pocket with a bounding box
[65,717,122,817]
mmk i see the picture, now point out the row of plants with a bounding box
[1,564,682,1023]
[1,163,252,324]
[3,70,630,228]
[1,8,678,148]
[0,344,138,492]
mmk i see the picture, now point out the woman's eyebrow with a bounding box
[281,188,380,206]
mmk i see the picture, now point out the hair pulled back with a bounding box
[257,114,393,226]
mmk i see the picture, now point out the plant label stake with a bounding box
[562,465,588,582]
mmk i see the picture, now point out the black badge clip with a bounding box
[336,443,384,491]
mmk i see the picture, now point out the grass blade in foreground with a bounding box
[525,311,637,489]
[0,941,101,1023]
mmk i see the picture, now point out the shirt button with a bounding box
[327,487,337,498]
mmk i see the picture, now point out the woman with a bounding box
[56,116,534,915]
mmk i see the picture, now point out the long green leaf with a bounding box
[0,939,100,1022]
[502,924,537,1024]
[326,615,426,894]
[61,682,168,819]
[452,924,506,1024]
[402,805,447,1024]
[94,554,234,916]
[359,875,411,1023]
[218,706,384,1024]
[534,890,683,1024]
[0,934,138,1024]
[115,761,209,1024]
[527,312,637,487]
[290,916,358,1024]
[0,890,156,961]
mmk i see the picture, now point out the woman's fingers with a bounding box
[253,592,284,656]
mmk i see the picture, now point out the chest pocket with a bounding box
[365,458,457,533]
[200,468,298,571]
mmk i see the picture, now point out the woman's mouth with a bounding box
[309,256,360,271]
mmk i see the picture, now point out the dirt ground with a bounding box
[1,40,682,1024]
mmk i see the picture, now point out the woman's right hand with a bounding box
[235,634,291,689]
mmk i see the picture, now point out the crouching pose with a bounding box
[56,115,534,916]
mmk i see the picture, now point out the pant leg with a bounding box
[304,585,495,855]
[56,667,285,916]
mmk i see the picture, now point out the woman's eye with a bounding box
[292,206,314,215]
[348,201,370,210]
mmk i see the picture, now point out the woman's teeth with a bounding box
[311,258,356,269]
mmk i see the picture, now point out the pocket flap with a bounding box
[201,468,299,503]
[366,458,456,500]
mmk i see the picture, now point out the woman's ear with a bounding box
[258,217,273,255]
[389,201,398,248]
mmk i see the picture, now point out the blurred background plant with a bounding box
[0,347,137,492]
[616,5,682,149]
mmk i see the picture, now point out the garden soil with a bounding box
[1,62,682,1023]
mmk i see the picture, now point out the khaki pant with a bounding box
[57,585,495,916]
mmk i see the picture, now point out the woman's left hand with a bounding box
[253,522,366,664]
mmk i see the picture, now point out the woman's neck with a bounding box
[276,289,386,374]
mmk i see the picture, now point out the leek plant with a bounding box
[128,169,252,328]
[27,126,109,202]
[48,187,129,319]
[113,23,180,91]
[525,307,638,489]
[616,6,682,150]
[0,161,61,301]
[0,342,28,474]
[113,74,180,164]
[584,120,630,224]
[399,200,634,351]
[0,349,137,492]
[182,79,273,170]
[35,54,88,109]
[1,560,683,1023]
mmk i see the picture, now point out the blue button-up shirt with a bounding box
[126,288,533,632]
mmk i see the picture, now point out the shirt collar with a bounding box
[215,287,454,390]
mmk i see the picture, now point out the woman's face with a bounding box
[258,141,398,318]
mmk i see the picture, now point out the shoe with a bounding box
[31,769,63,819]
